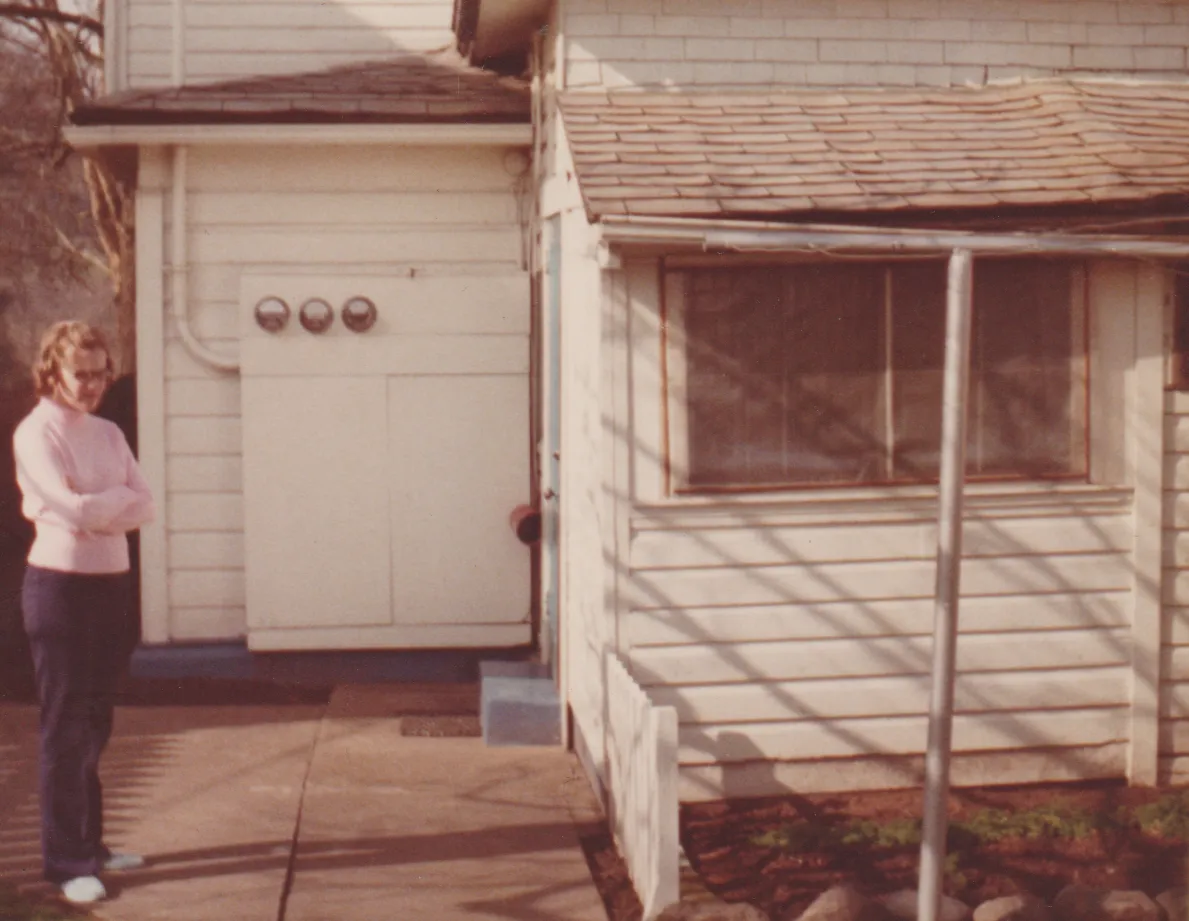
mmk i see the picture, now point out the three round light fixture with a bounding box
[254,296,380,334]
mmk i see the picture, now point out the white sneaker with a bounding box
[103,852,146,871]
[60,875,107,904]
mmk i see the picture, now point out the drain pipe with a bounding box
[171,147,239,372]
[167,0,236,372]
[167,0,234,373]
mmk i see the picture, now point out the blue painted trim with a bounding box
[130,643,535,685]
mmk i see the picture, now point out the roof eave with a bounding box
[64,121,532,149]
[597,214,1189,259]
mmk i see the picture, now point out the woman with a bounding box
[13,321,155,905]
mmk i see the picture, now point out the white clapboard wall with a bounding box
[124,0,455,87]
[582,256,1164,802]
[559,0,1189,90]
[622,505,1136,799]
[1162,390,1189,781]
[155,144,528,646]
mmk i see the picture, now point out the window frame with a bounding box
[660,254,1092,498]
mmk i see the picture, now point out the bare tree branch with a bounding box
[41,212,110,276]
[0,0,137,372]
[0,28,43,55]
[0,4,102,36]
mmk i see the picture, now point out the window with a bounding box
[665,257,1088,493]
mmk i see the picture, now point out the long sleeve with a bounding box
[13,399,154,574]
[13,423,141,532]
[100,439,156,534]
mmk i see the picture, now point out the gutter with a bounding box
[598,215,1189,259]
[64,122,533,150]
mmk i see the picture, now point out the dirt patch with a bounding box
[680,782,1189,921]
[579,829,644,921]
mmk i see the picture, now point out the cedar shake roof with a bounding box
[559,80,1189,219]
[72,49,529,125]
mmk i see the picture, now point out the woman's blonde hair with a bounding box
[33,321,113,398]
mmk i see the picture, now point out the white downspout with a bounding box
[168,0,235,371]
[171,147,239,372]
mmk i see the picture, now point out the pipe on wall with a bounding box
[171,146,240,372]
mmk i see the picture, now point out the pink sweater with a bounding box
[13,398,156,574]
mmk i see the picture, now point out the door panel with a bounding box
[239,271,531,649]
[388,374,531,626]
[243,376,391,630]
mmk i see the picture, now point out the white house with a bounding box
[66,0,1189,809]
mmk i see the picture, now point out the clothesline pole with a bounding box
[917,247,974,921]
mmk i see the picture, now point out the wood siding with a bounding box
[126,0,454,87]
[151,144,526,643]
[559,204,614,779]
[604,258,1165,801]
[625,506,1135,797]
[1162,390,1189,781]
[563,0,1189,88]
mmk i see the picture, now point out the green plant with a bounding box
[953,803,1102,844]
[750,797,1129,856]
[840,818,922,848]
[943,851,968,892]
[751,821,836,852]
[1130,791,1189,839]
[751,827,792,850]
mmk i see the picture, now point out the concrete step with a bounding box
[479,661,561,747]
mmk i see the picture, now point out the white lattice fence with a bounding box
[607,652,680,920]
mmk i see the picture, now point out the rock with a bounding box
[656,897,772,921]
[973,894,1052,921]
[1155,890,1185,921]
[789,885,896,921]
[1053,886,1164,921]
[1101,892,1165,921]
[880,889,971,921]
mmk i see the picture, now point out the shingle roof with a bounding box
[559,80,1189,219]
[72,49,529,125]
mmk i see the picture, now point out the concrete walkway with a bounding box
[0,684,609,921]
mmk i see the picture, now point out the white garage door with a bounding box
[239,274,532,650]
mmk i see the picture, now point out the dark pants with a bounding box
[22,566,132,883]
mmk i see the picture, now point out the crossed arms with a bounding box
[14,428,155,536]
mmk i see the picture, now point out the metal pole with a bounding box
[917,248,974,921]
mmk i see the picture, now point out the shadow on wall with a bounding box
[591,262,1152,796]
